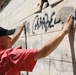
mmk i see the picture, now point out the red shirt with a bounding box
[0,48,37,75]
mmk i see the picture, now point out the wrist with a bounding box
[18,27,23,32]
[60,30,67,37]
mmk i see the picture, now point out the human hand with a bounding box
[62,15,74,35]
[19,23,25,31]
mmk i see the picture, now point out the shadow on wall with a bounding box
[68,28,76,75]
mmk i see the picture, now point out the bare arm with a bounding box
[35,15,74,60]
[11,24,25,46]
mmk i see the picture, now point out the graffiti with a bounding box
[24,21,30,34]
[25,6,76,35]
[51,60,69,72]
[32,12,61,34]
[32,6,76,34]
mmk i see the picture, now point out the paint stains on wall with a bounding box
[55,7,75,24]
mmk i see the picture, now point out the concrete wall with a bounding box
[0,0,76,75]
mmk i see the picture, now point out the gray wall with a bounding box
[0,0,76,75]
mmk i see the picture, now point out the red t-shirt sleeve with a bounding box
[9,48,37,72]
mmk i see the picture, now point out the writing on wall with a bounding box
[32,12,61,34]
[25,6,75,34]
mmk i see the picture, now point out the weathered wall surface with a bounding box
[0,0,76,75]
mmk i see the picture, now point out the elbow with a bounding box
[39,45,49,58]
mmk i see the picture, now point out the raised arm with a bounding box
[11,24,25,46]
[35,15,74,60]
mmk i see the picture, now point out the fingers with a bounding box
[67,14,73,22]
[67,15,74,26]
[69,15,74,24]
[67,14,74,28]
[21,22,25,28]
[63,14,74,34]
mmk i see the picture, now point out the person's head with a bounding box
[0,27,16,49]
